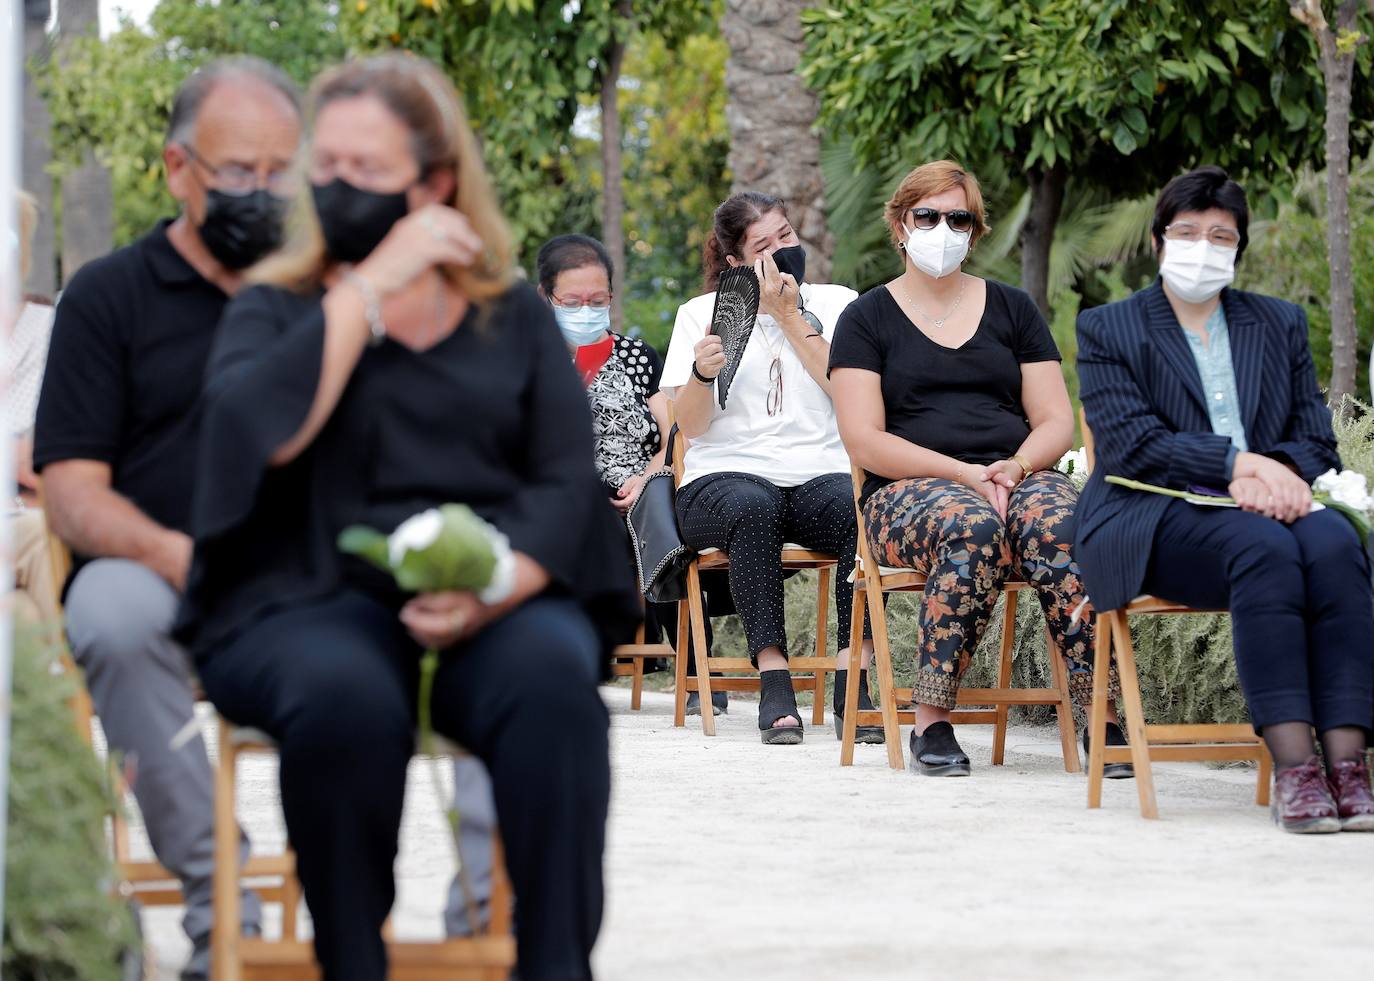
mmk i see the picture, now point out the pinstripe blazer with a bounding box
[1073,279,1339,611]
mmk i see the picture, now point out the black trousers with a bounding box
[197,590,609,981]
[675,471,866,661]
[1140,500,1374,734]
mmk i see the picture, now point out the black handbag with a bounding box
[626,426,694,603]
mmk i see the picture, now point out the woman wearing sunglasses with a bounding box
[662,190,881,745]
[830,160,1125,777]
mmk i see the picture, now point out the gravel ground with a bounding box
[143,689,1374,980]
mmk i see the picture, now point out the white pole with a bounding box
[0,0,22,945]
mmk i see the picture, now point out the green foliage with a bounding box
[39,0,345,244]
[1238,156,1374,400]
[803,0,1372,186]
[4,627,137,979]
[340,0,717,267]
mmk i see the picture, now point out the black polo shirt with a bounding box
[34,220,230,557]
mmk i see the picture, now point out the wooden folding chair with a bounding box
[213,723,516,981]
[38,488,299,916]
[839,465,1081,771]
[609,621,675,710]
[664,419,838,736]
[1080,411,1271,818]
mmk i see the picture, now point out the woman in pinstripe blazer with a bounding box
[1075,166,1374,833]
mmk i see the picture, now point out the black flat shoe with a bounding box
[832,669,885,744]
[909,721,970,776]
[1083,722,1135,779]
[685,691,729,717]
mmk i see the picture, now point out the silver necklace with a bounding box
[899,274,967,328]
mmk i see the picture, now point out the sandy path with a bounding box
[145,689,1374,979]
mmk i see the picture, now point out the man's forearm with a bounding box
[44,472,189,586]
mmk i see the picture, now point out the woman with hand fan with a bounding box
[662,191,881,746]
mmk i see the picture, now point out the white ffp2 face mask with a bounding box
[904,221,970,279]
[1159,239,1236,303]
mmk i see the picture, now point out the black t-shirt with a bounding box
[586,333,663,493]
[829,279,1060,501]
[34,220,228,558]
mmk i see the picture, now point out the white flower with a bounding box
[1313,468,1374,514]
[388,508,445,566]
[1057,447,1088,477]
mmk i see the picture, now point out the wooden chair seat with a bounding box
[839,465,1081,771]
[214,722,515,981]
[1080,411,1270,819]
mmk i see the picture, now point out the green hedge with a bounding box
[3,625,137,979]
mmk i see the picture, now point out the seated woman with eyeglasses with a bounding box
[1076,166,1374,833]
[829,160,1125,778]
[663,190,881,745]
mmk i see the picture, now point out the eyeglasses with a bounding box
[550,291,612,310]
[1163,222,1240,248]
[766,356,783,417]
[182,144,297,197]
[908,208,976,234]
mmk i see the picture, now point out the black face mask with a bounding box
[198,189,288,270]
[311,177,410,264]
[771,243,807,288]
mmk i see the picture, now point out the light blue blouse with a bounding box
[1182,304,1248,462]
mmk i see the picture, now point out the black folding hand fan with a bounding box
[709,265,761,409]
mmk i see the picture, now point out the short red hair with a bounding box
[884,160,989,250]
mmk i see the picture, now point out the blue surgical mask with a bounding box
[553,303,611,346]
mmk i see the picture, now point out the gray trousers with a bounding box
[444,756,499,936]
[64,558,262,948]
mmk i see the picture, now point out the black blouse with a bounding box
[175,280,639,665]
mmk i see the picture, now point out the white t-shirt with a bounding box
[662,282,856,487]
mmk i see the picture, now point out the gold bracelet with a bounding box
[1011,453,1033,477]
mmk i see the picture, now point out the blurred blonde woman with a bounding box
[176,55,636,980]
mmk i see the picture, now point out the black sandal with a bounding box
[758,669,804,745]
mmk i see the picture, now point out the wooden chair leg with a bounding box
[1087,616,1113,809]
[673,590,691,728]
[685,563,716,737]
[1256,744,1273,807]
[281,851,300,940]
[991,590,1018,766]
[213,723,242,981]
[812,568,831,726]
[1110,613,1158,819]
[840,584,865,766]
[867,579,906,770]
[630,656,644,711]
[1044,623,1081,773]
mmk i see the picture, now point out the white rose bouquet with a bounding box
[1106,468,1373,545]
[338,503,516,935]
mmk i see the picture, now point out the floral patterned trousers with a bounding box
[863,470,1119,710]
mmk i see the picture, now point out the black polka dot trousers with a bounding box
[675,471,867,662]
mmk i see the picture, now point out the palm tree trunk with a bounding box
[600,0,632,333]
[722,0,833,282]
[22,1,56,299]
[57,0,113,283]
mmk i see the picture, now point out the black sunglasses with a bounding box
[908,208,976,233]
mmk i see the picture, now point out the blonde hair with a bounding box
[16,190,38,284]
[255,54,516,302]
[884,160,989,251]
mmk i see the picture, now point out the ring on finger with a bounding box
[420,213,447,241]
